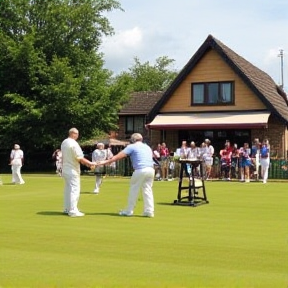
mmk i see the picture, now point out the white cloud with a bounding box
[264,48,283,64]
[101,26,144,71]
[100,0,288,88]
[116,27,143,49]
[102,26,143,55]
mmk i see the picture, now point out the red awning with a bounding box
[147,112,270,130]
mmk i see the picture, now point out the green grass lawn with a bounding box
[0,174,287,288]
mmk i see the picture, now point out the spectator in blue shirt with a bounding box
[98,133,155,217]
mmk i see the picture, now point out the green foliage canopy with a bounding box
[0,0,129,150]
[114,56,178,92]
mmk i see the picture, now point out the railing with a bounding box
[268,159,288,179]
[210,158,288,180]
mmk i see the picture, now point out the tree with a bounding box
[114,56,178,92]
[0,0,129,151]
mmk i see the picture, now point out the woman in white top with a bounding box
[10,144,25,184]
[92,143,108,194]
[203,139,214,180]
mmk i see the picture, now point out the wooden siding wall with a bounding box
[160,49,266,113]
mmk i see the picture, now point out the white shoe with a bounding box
[68,211,85,217]
[143,211,154,218]
[93,188,99,194]
[119,210,133,216]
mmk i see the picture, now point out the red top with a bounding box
[160,147,169,157]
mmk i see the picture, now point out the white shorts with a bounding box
[204,156,213,166]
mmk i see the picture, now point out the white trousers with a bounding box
[62,173,81,213]
[126,167,155,214]
[94,175,102,190]
[260,158,270,182]
[11,165,25,184]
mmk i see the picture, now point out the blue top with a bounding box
[123,142,154,170]
[251,145,258,157]
[260,145,269,157]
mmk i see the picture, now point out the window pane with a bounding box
[217,131,227,138]
[208,83,218,103]
[204,131,213,138]
[126,116,134,132]
[221,83,232,102]
[134,117,144,133]
[193,84,204,103]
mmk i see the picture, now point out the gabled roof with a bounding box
[119,91,163,118]
[150,34,288,124]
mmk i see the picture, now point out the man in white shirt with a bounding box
[61,127,96,217]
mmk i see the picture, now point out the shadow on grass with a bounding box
[157,202,177,206]
[157,201,209,207]
[37,211,149,218]
[1,183,17,186]
[37,211,66,216]
[81,191,95,194]
[85,212,120,217]
[86,212,145,218]
[36,211,137,217]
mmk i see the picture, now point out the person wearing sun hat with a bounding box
[10,144,25,184]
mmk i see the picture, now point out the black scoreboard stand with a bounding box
[173,159,209,207]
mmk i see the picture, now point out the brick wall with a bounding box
[251,115,287,158]
[117,117,126,140]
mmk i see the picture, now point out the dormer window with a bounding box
[191,81,234,105]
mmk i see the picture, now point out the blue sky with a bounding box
[100,0,288,89]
